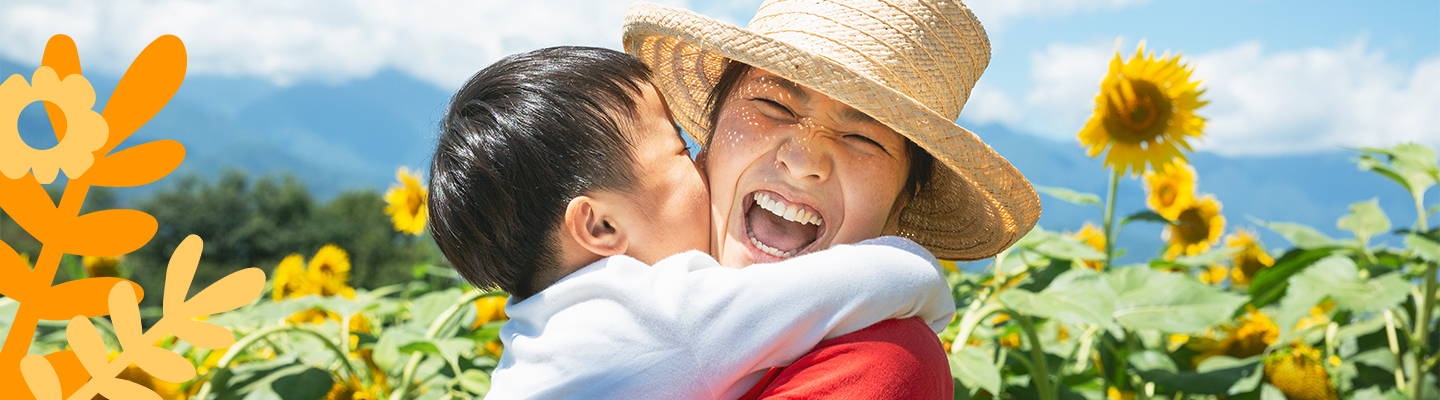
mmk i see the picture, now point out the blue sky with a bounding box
[1,0,1436,155]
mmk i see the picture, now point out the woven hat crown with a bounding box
[744,0,991,120]
[623,0,1041,260]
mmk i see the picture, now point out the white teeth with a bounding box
[748,228,799,258]
[751,192,823,226]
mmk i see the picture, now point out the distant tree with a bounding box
[125,170,437,307]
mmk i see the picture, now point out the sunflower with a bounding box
[1294,300,1336,332]
[1197,264,1228,285]
[308,244,352,297]
[1143,161,1197,219]
[384,167,429,235]
[1163,195,1225,260]
[471,296,510,330]
[1077,44,1208,176]
[1070,223,1107,271]
[82,255,121,278]
[325,376,382,400]
[0,66,110,183]
[272,254,310,301]
[1227,230,1275,286]
[1191,307,1277,365]
[1264,344,1337,400]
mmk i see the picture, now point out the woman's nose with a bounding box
[775,122,833,182]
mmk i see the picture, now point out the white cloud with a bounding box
[964,0,1148,28]
[1192,41,1440,155]
[967,39,1440,155]
[0,0,690,89]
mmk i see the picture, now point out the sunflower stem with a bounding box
[391,289,498,400]
[1001,310,1056,400]
[1102,169,1122,270]
[192,324,362,399]
[1411,192,1433,400]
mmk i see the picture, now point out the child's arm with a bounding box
[644,236,954,398]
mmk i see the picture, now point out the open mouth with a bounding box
[743,190,824,259]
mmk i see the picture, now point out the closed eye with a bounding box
[750,97,797,120]
[845,134,888,153]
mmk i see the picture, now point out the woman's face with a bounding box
[705,67,913,267]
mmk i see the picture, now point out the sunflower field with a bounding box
[1,40,1437,400]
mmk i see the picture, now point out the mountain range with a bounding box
[6,58,1428,263]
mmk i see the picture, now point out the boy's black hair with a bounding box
[704,60,933,197]
[429,46,651,298]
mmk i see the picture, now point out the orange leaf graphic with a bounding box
[107,282,143,350]
[47,209,157,257]
[100,35,185,155]
[39,34,81,142]
[129,347,195,383]
[83,140,185,188]
[42,351,89,397]
[170,319,235,350]
[0,240,43,300]
[94,377,160,400]
[0,177,60,239]
[178,268,264,318]
[18,354,61,400]
[31,278,143,320]
[64,317,108,375]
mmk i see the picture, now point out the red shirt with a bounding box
[739,317,953,399]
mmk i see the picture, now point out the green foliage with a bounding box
[1036,186,1102,207]
[124,170,440,307]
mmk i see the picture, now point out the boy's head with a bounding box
[429,46,709,298]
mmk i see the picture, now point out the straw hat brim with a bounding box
[623,2,1040,260]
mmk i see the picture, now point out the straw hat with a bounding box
[622,0,1040,260]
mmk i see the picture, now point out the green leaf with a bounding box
[1355,144,1439,197]
[1035,186,1101,207]
[1406,232,1440,264]
[458,369,492,396]
[1252,218,1335,249]
[1350,386,1409,400]
[1130,353,1259,395]
[1128,350,1177,372]
[999,269,1119,332]
[1001,267,1247,335]
[1107,267,1249,334]
[1247,247,1338,308]
[1337,199,1391,246]
[1029,235,1106,261]
[400,337,474,375]
[1259,384,1287,400]
[948,347,1001,395]
[1120,210,1173,228]
[373,327,424,374]
[1274,256,1410,337]
[407,288,462,330]
[1170,246,1241,267]
[209,356,333,400]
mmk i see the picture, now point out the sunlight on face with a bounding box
[704,68,912,267]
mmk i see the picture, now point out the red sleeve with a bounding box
[739,317,952,400]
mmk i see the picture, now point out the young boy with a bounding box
[427,46,953,399]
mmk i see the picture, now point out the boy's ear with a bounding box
[563,195,629,257]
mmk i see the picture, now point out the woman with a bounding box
[624,0,1042,397]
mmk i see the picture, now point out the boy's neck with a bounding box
[532,232,606,294]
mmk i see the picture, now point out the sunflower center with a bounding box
[1174,207,1210,243]
[1156,184,1177,206]
[406,188,424,216]
[1103,79,1173,144]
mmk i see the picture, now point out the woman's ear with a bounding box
[563,195,629,257]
